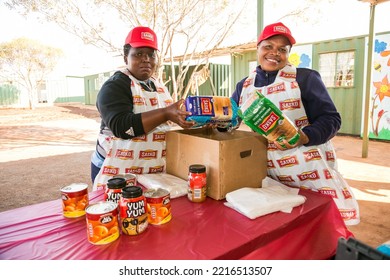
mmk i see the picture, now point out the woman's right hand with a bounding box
[166,99,195,129]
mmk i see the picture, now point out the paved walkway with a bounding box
[332,135,390,202]
[330,135,390,247]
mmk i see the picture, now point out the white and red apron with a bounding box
[93,73,173,191]
[239,64,360,225]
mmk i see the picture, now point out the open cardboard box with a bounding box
[166,127,268,200]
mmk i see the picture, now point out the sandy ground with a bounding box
[0,103,389,249]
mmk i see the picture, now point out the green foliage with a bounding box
[0,37,63,75]
[369,128,390,140]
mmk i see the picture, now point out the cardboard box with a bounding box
[166,127,268,200]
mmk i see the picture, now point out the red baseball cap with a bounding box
[125,26,158,50]
[257,22,296,46]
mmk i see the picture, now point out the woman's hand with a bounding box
[166,99,195,129]
[273,128,309,150]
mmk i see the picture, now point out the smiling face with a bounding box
[125,47,157,81]
[257,35,291,72]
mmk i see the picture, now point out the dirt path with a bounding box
[0,103,389,249]
[0,104,100,211]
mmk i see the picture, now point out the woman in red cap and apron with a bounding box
[91,26,194,190]
[231,22,360,225]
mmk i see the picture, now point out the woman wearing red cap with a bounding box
[231,22,359,225]
[91,26,194,189]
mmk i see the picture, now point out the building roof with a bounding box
[164,41,257,62]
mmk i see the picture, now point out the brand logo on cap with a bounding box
[141,32,154,41]
[274,25,288,34]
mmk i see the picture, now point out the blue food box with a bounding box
[185,96,215,117]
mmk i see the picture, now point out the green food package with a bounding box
[238,90,300,147]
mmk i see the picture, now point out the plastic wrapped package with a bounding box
[238,90,300,147]
[137,173,187,198]
[224,177,306,219]
[185,96,239,130]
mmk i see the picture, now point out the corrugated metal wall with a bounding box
[163,63,231,99]
[312,36,366,135]
[231,51,257,90]
[0,77,85,107]
[209,63,231,97]
[84,72,113,105]
[0,84,20,106]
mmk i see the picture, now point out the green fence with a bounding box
[0,84,20,106]
[163,63,231,98]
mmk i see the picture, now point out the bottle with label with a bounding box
[104,177,126,205]
[188,164,207,203]
[119,186,148,235]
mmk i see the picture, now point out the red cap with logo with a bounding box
[257,22,296,46]
[125,26,158,50]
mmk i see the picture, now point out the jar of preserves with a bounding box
[104,177,126,205]
[188,164,207,202]
[119,186,148,235]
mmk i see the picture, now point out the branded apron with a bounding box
[240,64,360,225]
[93,73,173,191]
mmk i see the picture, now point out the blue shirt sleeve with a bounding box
[297,68,341,146]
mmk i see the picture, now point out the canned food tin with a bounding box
[60,183,89,218]
[144,188,172,225]
[119,186,148,235]
[113,173,137,186]
[85,201,119,245]
[104,177,126,205]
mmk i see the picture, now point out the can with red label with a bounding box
[85,201,119,245]
[144,188,172,225]
[104,177,126,205]
[188,164,207,202]
[60,183,89,218]
[119,186,148,235]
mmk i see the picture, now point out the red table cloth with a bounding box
[0,189,353,260]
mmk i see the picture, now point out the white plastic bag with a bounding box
[137,173,188,199]
[224,177,306,219]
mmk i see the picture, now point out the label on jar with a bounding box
[119,194,148,235]
[104,188,122,205]
[188,170,207,203]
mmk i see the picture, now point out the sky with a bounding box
[1,0,389,77]
[0,4,120,77]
